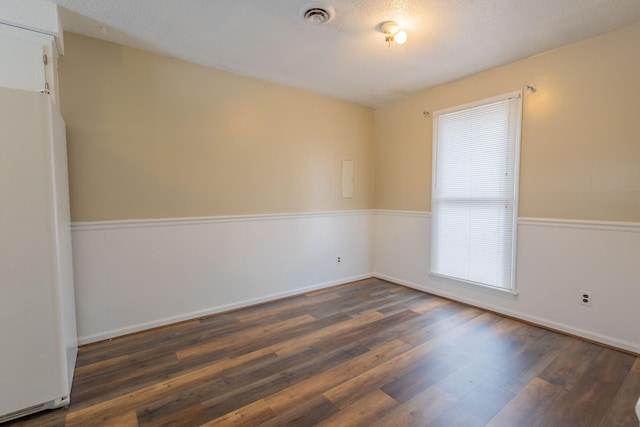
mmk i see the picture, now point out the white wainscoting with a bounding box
[71,211,374,344]
[72,209,640,352]
[373,210,640,354]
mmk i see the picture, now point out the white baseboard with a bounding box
[373,273,640,354]
[373,212,640,355]
[78,273,372,345]
[72,211,374,344]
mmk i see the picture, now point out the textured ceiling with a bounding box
[50,0,640,107]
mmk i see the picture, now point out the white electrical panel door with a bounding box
[342,160,354,198]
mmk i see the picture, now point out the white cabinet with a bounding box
[0,7,75,422]
[0,23,59,105]
[0,86,77,424]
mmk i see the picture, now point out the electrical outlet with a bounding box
[580,290,592,307]
[336,256,341,265]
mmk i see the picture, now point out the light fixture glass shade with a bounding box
[381,21,399,35]
[394,30,407,44]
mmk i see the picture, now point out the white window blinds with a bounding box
[431,92,522,290]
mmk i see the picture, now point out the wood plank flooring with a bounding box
[7,278,640,426]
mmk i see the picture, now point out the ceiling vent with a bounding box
[299,3,335,24]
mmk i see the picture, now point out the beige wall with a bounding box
[61,24,640,223]
[59,33,374,222]
[375,22,640,222]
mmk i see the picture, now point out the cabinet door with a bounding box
[0,25,47,94]
[0,88,62,418]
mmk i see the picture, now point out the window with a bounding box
[431,92,522,291]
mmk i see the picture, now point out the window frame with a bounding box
[430,91,523,296]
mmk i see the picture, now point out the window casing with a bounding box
[431,92,522,291]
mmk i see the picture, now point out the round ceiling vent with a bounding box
[299,2,335,24]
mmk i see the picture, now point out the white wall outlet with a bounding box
[336,256,341,265]
[580,290,592,307]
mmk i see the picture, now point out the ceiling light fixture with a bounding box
[380,21,407,46]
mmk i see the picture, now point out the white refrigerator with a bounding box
[0,87,78,422]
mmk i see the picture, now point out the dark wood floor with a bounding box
[7,278,640,427]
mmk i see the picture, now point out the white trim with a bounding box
[431,92,522,292]
[432,90,523,117]
[71,210,374,232]
[373,210,431,218]
[78,273,373,345]
[373,273,640,354]
[73,212,640,232]
[518,217,640,233]
[373,211,640,233]
[428,273,519,298]
[510,92,524,294]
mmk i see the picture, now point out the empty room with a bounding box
[1,0,639,426]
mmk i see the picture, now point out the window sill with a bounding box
[429,273,519,300]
